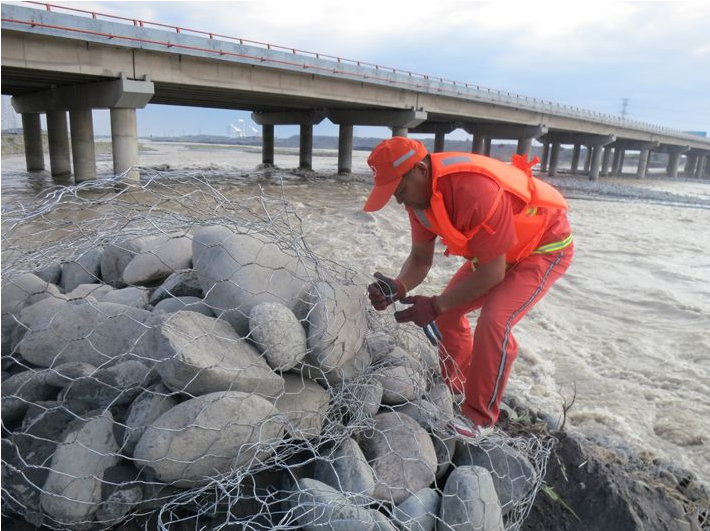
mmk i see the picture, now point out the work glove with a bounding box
[367,272,406,311]
[394,295,440,327]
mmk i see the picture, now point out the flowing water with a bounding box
[2,140,710,483]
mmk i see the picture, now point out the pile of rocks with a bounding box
[2,225,540,530]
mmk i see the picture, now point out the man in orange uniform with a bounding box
[363,137,573,437]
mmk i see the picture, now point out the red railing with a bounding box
[2,1,691,136]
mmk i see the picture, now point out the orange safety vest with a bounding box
[416,152,569,264]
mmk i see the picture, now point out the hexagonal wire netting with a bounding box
[1,171,554,530]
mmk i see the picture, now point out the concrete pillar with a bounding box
[46,110,72,178]
[667,152,680,178]
[618,150,626,175]
[434,129,446,153]
[299,123,313,170]
[391,127,408,138]
[636,149,650,179]
[516,137,533,158]
[337,124,353,175]
[601,146,613,176]
[69,109,97,182]
[540,143,550,172]
[21,113,45,171]
[483,138,492,156]
[696,155,707,179]
[684,155,697,176]
[583,146,592,174]
[549,143,561,176]
[571,144,581,174]
[589,145,604,181]
[110,108,139,181]
[611,147,622,176]
[472,135,485,154]
[262,124,274,166]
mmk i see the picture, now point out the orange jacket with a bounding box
[420,153,569,264]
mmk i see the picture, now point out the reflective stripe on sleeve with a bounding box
[532,234,573,254]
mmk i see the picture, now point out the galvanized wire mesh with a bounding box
[1,171,554,531]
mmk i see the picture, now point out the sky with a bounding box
[3,0,710,140]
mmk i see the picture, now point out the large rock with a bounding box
[18,299,151,367]
[274,373,330,440]
[40,412,120,527]
[61,248,103,292]
[42,362,98,388]
[35,263,62,285]
[305,280,368,373]
[64,283,114,301]
[453,439,536,515]
[192,225,309,336]
[2,272,63,315]
[100,286,151,308]
[342,377,384,419]
[393,488,440,531]
[101,237,155,287]
[121,383,179,456]
[149,269,203,305]
[249,302,307,371]
[313,437,376,504]
[1,369,58,423]
[94,466,143,527]
[153,296,214,316]
[290,478,375,531]
[359,412,437,504]
[133,391,284,486]
[59,360,158,410]
[122,235,193,286]
[431,432,456,481]
[147,310,284,397]
[437,466,503,531]
[374,347,427,405]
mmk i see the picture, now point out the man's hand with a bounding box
[367,272,406,311]
[394,295,440,327]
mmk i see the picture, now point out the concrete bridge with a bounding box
[3,2,710,182]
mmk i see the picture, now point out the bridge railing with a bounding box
[10,2,696,139]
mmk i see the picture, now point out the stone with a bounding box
[133,391,284,487]
[61,248,103,292]
[18,299,151,368]
[298,339,372,386]
[1,272,63,315]
[453,439,536,515]
[192,226,309,336]
[35,263,62,285]
[431,432,456,481]
[365,331,396,362]
[393,488,440,531]
[391,400,441,432]
[59,360,157,410]
[343,377,384,419]
[371,510,399,531]
[101,237,154,287]
[121,383,179,456]
[313,437,376,504]
[290,478,375,531]
[148,310,284,397]
[65,283,114,301]
[374,347,426,405]
[1,369,57,424]
[305,280,368,372]
[100,286,151,308]
[94,465,143,527]
[153,296,214,317]
[438,466,503,531]
[149,269,203,305]
[274,373,330,440]
[359,412,437,504]
[40,412,120,526]
[123,235,193,286]
[41,362,98,388]
[248,302,308,371]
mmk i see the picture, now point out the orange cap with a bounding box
[363,137,428,212]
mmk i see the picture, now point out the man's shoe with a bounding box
[447,414,482,440]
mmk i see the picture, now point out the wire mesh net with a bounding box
[1,171,554,530]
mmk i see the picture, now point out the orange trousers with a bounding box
[435,245,573,426]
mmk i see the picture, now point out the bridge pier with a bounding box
[391,126,408,138]
[570,144,581,174]
[667,152,680,178]
[110,108,139,181]
[516,137,533,158]
[548,143,561,176]
[617,150,626,175]
[337,124,353,175]
[465,123,545,161]
[21,113,45,171]
[636,149,650,178]
[695,155,707,179]
[611,147,622,177]
[583,146,592,174]
[299,123,313,170]
[540,143,550,172]
[589,145,604,181]
[484,138,492,156]
[472,135,485,154]
[601,145,613,176]
[46,111,72,178]
[69,109,97,182]
[434,127,446,153]
[261,125,274,166]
